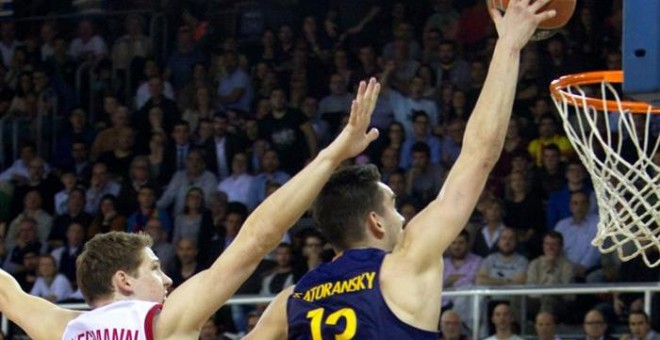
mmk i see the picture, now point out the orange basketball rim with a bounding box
[550,70,660,114]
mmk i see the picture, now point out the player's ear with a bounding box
[367,211,386,239]
[113,270,135,295]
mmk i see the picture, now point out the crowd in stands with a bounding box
[0,0,658,338]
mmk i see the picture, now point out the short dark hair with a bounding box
[457,229,471,243]
[411,142,430,157]
[629,310,649,323]
[544,230,563,246]
[411,110,429,122]
[312,165,384,250]
[542,143,561,154]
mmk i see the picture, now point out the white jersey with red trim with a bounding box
[62,300,162,340]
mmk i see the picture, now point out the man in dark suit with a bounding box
[582,309,616,340]
[135,76,181,140]
[204,112,245,182]
[160,120,192,183]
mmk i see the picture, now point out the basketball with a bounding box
[488,0,577,40]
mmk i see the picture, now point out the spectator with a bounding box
[248,149,291,210]
[0,22,20,67]
[527,114,573,167]
[582,309,614,340]
[439,310,467,340]
[476,227,528,286]
[126,185,172,234]
[624,311,659,340]
[387,170,417,210]
[349,45,381,91]
[182,86,214,134]
[172,187,212,245]
[6,190,52,250]
[423,0,459,41]
[400,110,442,168]
[168,238,202,288]
[472,200,507,258]
[554,191,600,281]
[503,170,545,257]
[546,161,597,228]
[259,88,317,175]
[12,250,38,292]
[86,195,126,238]
[50,222,85,286]
[204,112,245,181]
[147,132,166,178]
[493,116,529,180]
[441,118,465,169]
[157,148,218,216]
[217,50,252,112]
[526,231,574,318]
[160,120,192,182]
[318,74,353,133]
[10,157,60,216]
[52,108,96,170]
[0,143,38,183]
[97,127,135,181]
[144,218,175,275]
[260,243,295,296]
[534,311,559,340]
[405,142,444,206]
[217,152,254,208]
[3,218,44,274]
[68,20,108,62]
[442,229,482,326]
[116,156,155,215]
[532,144,567,199]
[48,188,92,249]
[484,302,524,340]
[43,35,77,96]
[84,162,120,214]
[166,26,207,91]
[29,255,73,302]
[378,147,403,184]
[111,15,151,72]
[294,232,325,280]
[91,106,130,160]
[434,40,471,91]
[135,59,175,110]
[135,76,180,135]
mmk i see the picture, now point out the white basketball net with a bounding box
[552,80,660,267]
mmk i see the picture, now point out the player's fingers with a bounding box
[366,127,379,142]
[529,0,552,13]
[489,8,503,26]
[364,78,376,104]
[348,99,358,126]
[356,80,366,103]
[535,9,556,23]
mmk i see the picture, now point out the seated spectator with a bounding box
[217,152,254,208]
[182,86,214,134]
[612,244,660,321]
[144,218,176,275]
[159,120,192,183]
[387,170,418,210]
[87,195,126,238]
[434,40,471,91]
[53,171,78,216]
[248,150,291,210]
[476,227,528,286]
[546,161,596,229]
[135,60,175,110]
[29,255,73,303]
[157,148,218,215]
[526,231,574,318]
[136,76,181,137]
[405,142,444,206]
[166,25,207,91]
[97,127,135,183]
[318,74,353,133]
[484,302,524,340]
[91,106,130,160]
[85,162,120,214]
[111,15,151,73]
[48,188,92,249]
[293,232,326,281]
[204,112,246,181]
[554,191,600,281]
[12,250,39,292]
[441,118,466,169]
[377,146,404,184]
[50,222,85,286]
[52,108,96,170]
[6,190,52,250]
[67,140,92,184]
[442,230,482,326]
[217,50,252,112]
[116,156,156,215]
[439,310,467,340]
[260,243,295,296]
[472,200,507,258]
[493,117,529,180]
[527,114,573,166]
[126,185,172,234]
[582,309,615,340]
[173,187,212,245]
[534,311,559,340]
[68,20,107,62]
[400,110,442,168]
[168,238,202,288]
[503,170,545,258]
[10,157,60,216]
[623,311,659,340]
[3,218,44,274]
[532,144,567,199]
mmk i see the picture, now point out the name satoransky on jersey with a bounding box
[72,328,140,340]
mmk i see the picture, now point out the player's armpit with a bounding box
[0,270,80,340]
[243,286,293,340]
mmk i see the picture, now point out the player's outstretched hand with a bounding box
[490,0,557,51]
[326,77,380,161]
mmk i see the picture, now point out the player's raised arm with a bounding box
[156,79,381,337]
[396,0,556,268]
[0,269,80,339]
